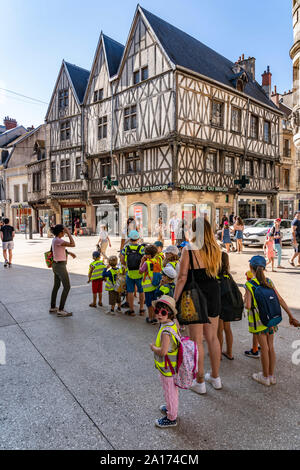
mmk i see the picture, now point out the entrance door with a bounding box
[96,204,118,235]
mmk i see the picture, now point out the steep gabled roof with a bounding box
[64,62,90,103]
[102,34,125,77]
[140,7,278,110]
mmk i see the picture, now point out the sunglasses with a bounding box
[154,307,170,316]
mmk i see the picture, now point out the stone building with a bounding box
[291,0,300,149]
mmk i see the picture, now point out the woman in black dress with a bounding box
[174,218,222,394]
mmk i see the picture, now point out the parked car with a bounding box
[242,219,293,247]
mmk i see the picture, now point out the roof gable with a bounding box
[140,7,278,110]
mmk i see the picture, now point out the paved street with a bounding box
[0,234,299,450]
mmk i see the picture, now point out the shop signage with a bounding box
[180,184,228,192]
[92,196,118,205]
[117,185,169,194]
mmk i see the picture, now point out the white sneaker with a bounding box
[205,372,222,390]
[105,310,112,315]
[190,379,206,395]
[57,310,72,317]
[269,375,277,385]
[252,372,270,386]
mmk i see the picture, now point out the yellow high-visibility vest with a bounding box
[90,260,106,281]
[154,322,179,377]
[142,258,161,292]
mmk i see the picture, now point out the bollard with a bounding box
[28,215,33,240]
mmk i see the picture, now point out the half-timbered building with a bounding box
[45,60,90,233]
[84,6,281,234]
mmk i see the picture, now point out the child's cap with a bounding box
[154,241,163,248]
[128,230,140,240]
[162,265,177,279]
[164,245,179,255]
[93,251,100,258]
[249,255,266,269]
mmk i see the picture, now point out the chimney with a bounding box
[4,116,17,130]
[262,66,272,98]
[27,125,35,132]
[238,56,256,81]
[271,85,280,106]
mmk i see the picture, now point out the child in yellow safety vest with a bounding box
[154,241,165,269]
[155,265,176,300]
[139,244,162,324]
[163,245,179,278]
[244,255,299,386]
[102,255,122,315]
[87,251,106,308]
[150,295,179,428]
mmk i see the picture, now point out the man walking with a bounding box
[0,218,15,267]
[289,211,300,267]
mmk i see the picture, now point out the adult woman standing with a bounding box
[174,218,222,394]
[233,216,244,253]
[49,225,75,317]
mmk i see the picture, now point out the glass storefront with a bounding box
[238,199,267,219]
[128,203,148,237]
[12,207,32,232]
[62,207,87,234]
[279,200,294,219]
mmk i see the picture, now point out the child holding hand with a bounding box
[150,295,179,428]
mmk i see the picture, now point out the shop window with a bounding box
[126,152,140,173]
[51,161,56,182]
[98,116,107,139]
[211,100,224,127]
[129,203,148,237]
[124,105,137,131]
[58,89,68,109]
[206,152,217,172]
[231,107,241,133]
[250,115,259,139]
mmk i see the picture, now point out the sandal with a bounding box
[222,352,234,361]
[139,309,146,316]
[125,310,136,317]
[98,302,103,307]
[89,303,97,308]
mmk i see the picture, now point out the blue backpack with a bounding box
[248,279,282,328]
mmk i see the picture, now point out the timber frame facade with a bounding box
[44,5,282,234]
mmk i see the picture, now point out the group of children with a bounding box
[87,229,300,429]
[87,229,182,319]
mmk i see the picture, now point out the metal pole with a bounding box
[28,215,33,239]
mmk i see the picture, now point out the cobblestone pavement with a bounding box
[0,234,299,450]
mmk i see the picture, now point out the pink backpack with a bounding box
[164,328,198,389]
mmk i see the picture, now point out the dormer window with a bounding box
[236,79,244,92]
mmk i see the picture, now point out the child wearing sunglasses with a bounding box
[150,295,180,428]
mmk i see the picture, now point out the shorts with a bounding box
[126,275,143,293]
[171,231,176,243]
[109,290,121,305]
[92,279,103,294]
[2,241,14,250]
[145,290,156,307]
[254,326,278,335]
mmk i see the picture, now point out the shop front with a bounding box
[61,204,87,234]
[11,204,32,232]
[238,196,268,219]
[91,196,119,236]
[279,196,295,220]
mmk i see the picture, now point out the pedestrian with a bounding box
[163,245,180,277]
[87,251,106,308]
[222,221,231,253]
[270,219,283,268]
[0,218,15,268]
[74,217,81,236]
[217,252,243,361]
[176,219,189,246]
[49,225,75,317]
[155,217,166,244]
[120,230,145,316]
[139,244,162,324]
[102,255,122,315]
[289,211,300,267]
[97,224,111,261]
[244,255,300,386]
[174,218,222,394]
[39,216,45,237]
[150,295,179,428]
[154,241,165,269]
[244,269,261,359]
[220,215,228,229]
[120,217,136,252]
[263,232,275,271]
[155,265,176,299]
[169,213,180,246]
[229,212,235,225]
[233,216,244,253]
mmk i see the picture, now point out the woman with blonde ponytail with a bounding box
[174,217,222,394]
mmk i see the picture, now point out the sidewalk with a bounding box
[0,235,299,449]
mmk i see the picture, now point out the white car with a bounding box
[242,219,293,247]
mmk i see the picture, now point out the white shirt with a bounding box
[170,217,180,232]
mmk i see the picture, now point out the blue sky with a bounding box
[0,0,294,128]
